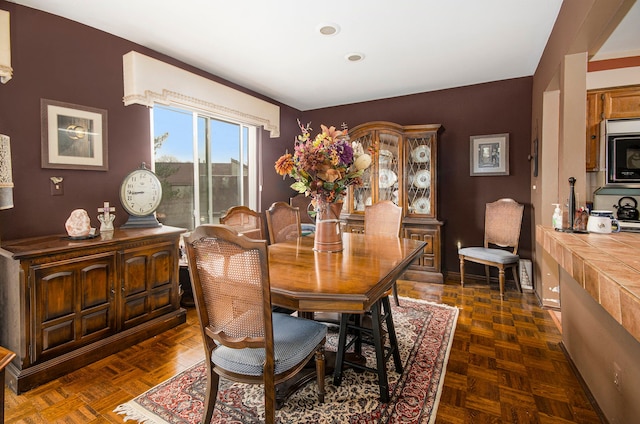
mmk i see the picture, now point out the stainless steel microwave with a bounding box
[606,118,640,186]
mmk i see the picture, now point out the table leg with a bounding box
[371,301,390,403]
[332,313,350,386]
[331,298,401,403]
[381,296,403,373]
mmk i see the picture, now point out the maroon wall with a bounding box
[0,2,299,240]
[303,78,533,275]
[0,2,532,278]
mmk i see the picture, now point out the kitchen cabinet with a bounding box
[586,92,603,171]
[343,121,443,283]
[586,86,640,171]
[604,88,640,119]
[0,226,187,393]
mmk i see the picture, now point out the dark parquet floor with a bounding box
[4,278,604,423]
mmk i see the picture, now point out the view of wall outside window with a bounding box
[153,105,256,231]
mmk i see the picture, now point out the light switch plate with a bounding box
[51,181,64,195]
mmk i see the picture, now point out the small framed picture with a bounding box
[470,133,509,176]
[41,99,108,171]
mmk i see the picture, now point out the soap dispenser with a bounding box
[552,203,562,230]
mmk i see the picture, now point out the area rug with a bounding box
[114,298,458,424]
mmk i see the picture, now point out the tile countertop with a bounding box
[536,225,640,343]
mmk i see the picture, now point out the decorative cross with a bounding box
[98,201,115,221]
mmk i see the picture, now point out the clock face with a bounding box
[120,169,163,217]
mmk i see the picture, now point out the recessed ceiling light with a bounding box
[345,52,365,62]
[318,23,340,36]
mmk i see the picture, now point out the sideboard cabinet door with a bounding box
[32,253,117,363]
[120,241,178,330]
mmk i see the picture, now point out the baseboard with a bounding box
[558,341,609,424]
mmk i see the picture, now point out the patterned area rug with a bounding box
[114,298,458,424]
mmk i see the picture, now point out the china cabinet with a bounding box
[0,226,187,393]
[342,121,443,283]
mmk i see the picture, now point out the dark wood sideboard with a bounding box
[0,226,187,393]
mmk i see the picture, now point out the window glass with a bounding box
[153,105,257,230]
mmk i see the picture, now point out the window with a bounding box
[153,105,258,230]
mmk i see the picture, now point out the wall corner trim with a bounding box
[122,51,280,137]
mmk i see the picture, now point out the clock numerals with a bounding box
[120,167,163,218]
[120,165,163,228]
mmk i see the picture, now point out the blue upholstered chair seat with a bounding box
[458,247,519,264]
[211,312,327,376]
[301,223,316,236]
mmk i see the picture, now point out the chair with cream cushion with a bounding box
[458,198,524,298]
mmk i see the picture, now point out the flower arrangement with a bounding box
[275,121,372,203]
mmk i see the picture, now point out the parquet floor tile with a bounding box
[3,278,603,423]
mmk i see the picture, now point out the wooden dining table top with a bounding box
[268,232,426,314]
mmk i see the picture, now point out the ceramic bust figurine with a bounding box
[65,209,91,238]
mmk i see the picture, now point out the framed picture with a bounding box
[41,99,108,171]
[470,133,509,176]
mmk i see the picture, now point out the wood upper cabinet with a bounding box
[0,226,186,394]
[604,88,640,119]
[343,121,443,283]
[587,86,640,171]
[586,92,603,171]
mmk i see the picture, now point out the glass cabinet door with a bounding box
[350,132,374,213]
[405,133,435,217]
[377,132,400,206]
[349,130,400,213]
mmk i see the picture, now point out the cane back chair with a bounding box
[184,225,327,424]
[220,205,265,240]
[458,198,524,298]
[265,201,302,244]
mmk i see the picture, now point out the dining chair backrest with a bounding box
[484,198,524,254]
[186,225,269,349]
[364,200,403,305]
[289,194,315,224]
[220,205,265,240]
[265,201,302,244]
[364,200,402,237]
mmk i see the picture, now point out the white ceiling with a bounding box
[6,0,640,111]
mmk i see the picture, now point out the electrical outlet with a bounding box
[613,362,622,392]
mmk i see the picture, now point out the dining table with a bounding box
[267,232,427,403]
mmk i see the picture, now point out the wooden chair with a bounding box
[220,205,265,240]
[265,201,302,244]
[458,198,524,298]
[364,200,403,305]
[289,194,315,224]
[184,225,327,424]
[0,347,16,423]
